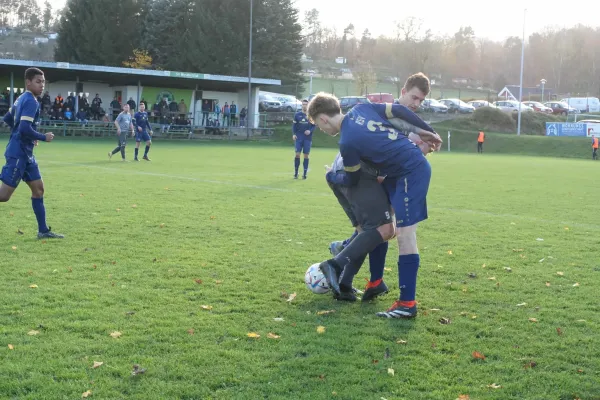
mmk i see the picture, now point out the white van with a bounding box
[560,97,600,113]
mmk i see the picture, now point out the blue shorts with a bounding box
[1,156,42,188]
[383,160,431,228]
[136,131,151,142]
[294,139,312,154]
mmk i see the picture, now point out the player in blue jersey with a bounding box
[308,73,441,318]
[292,99,316,179]
[133,102,154,161]
[0,68,64,239]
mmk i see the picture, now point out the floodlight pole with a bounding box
[246,0,253,139]
[517,8,526,136]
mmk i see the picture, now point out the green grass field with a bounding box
[1,139,599,399]
[303,77,489,101]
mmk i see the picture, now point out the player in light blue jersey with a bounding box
[133,102,154,161]
[0,68,64,239]
[308,73,441,318]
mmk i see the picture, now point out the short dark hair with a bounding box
[307,92,341,122]
[404,73,430,96]
[25,67,44,82]
[302,99,308,103]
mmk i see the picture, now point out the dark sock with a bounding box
[398,254,420,301]
[31,197,48,233]
[144,145,150,156]
[135,148,139,158]
[294,157,300,175]
[343,230,358,247]
[121,147,126,159]
[111,146,121,155]
[333,229,384,273]
[339,253,367,290]
[368,241,388,282]
[303,158,309,175]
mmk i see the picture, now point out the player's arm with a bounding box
[18,100,47,141]
[309,120,316,134]
[114,114,122,131]
[372,103,434,133]
[3,108,14,129]
[292,113,300,136]
[326,144,361,186]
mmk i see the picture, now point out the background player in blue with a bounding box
[308,73,442,318]
[133,102,154,161]
[0,67,64,239]
[292,99,315,179]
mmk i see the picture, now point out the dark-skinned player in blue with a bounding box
[0,67,64,239]
[292,99,315,179]
[307,73,442,318]
[133,102,154,161]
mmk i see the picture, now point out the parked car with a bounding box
[544,101,579,116]
[560,97,600,113]
[468,100,496,109]
[276,95,303,112]
[258,94,282,112]
[522,101,553,113]
[420,99,448,113]
[366,92,395,104]
[438,98,475,113]
[339,96,371,113]
[493,100,534,113]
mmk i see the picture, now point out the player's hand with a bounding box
[44,132,54,142]
[117,129,121,135]
[292,134,297,141]
[408,132,433,155]
[324,164,332,174]
[131,131,135,137]
[416,129,442,151]
[304,130,310,135]
[149,131,153,136]
[138,126,142,132]
[34,140,39,147]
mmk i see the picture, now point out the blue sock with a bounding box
[135,148,139,159]
[144,145,150,156]
[398,254,420,301]
[343,230,358,246]
[303,158,309,175]
[31,197,48,233]
[294,157,300,175]
[368,241,388,282]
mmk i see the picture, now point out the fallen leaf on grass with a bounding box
[214,280,223,284]
[556,271,564,276]
[116,208,121,212]
[447,250,453,255]
[194,279,203,284]
[8,344,14,350]
[109,331,122,338]
[200,305,212,310]
[372,359,379,364]
[577,369,584,373]
[267,333,280,339]
[439,318,451,325]
[523,361,537,369]
[487,383,501,389]
[539,258,545,263]
[488,276,496,280]
[316,310,335,316]
[209,216,216,220]
[11,246,17,250]
[387,368,394,376]
[286,293,297,303]
[482,263,486,268]
[457,395,470,400]
[187,329,194,335]
[396,339,407,344]
[316,326,326,334]
[516,303,527,307]
[528,318,538,323]
[504,267,512,272]
[556,327,563,336]
[247,332,260,338]
[159,223,165,228]
[545,282,551,287]
[536,238,544,241]
[131,364,146,376]
[429,308,441,311]
[27,330,39,336]
[573,282,580,287]
[29,284,38,288]
[82,390,92,398]
[273,317,284,322]
[17,229,23,235]
[384,268,392,272]
[131,204,137,208]
[472,351,486,360]
[92,361,103,369]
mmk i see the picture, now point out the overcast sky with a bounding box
[46,0,595,42]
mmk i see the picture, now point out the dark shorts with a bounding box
[136,131,151,142]
[294,139,312,154]
[330,167,393,231]
[383,160,431,228]
[1,156,41,188]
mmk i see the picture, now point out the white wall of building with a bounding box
[236,87,260,128]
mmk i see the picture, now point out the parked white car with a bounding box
[493,100,534,113]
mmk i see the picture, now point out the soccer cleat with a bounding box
[334,287,357,302]
[318,260,341,296]
[143,156,151,161]
[294,174,298,179]
[328,241,345,257]
[37,227,65,239]
[361,279,389,302]
[108,152,112,160]
[302,175,307,180]
[134,158,139,162]
[376,300,417,319]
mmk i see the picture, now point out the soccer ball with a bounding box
[304,263,330,294]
